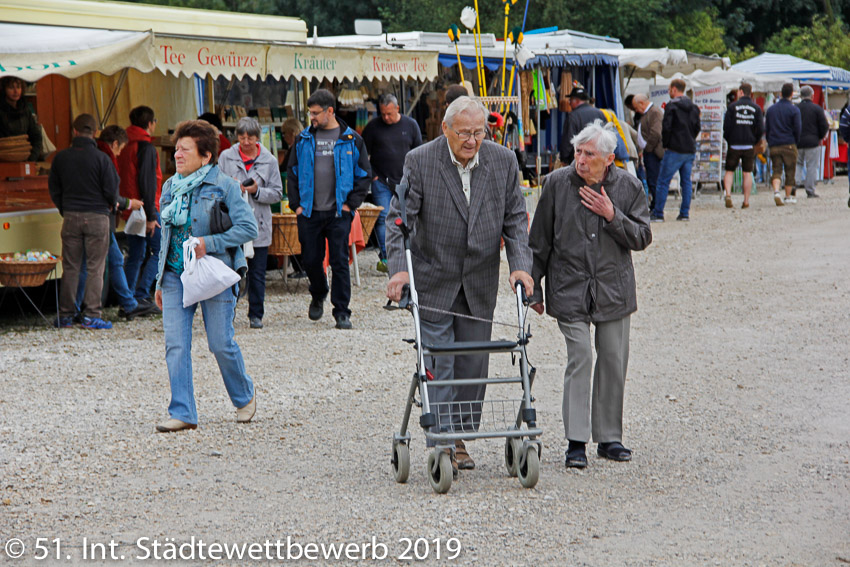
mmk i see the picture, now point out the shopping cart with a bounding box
[386,182,542,494]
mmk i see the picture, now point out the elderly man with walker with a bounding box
[386,96,533,475]
[529,120,652,469]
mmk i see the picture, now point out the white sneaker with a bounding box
[784,196,797,204]
[774,192,784,206]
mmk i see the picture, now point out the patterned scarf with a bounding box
[161,164,212,227]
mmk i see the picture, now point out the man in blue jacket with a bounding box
[287,89,371,329]
[765,83,802,206]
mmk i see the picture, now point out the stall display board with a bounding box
[692,85,724,188]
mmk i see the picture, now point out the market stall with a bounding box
[732,52,850,179]
[0,1,440,264]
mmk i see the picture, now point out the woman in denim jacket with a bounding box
[153,120,259,433]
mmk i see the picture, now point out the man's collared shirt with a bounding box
[446,138,480,204]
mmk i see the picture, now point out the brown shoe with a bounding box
[236,396,256,423]
[741,202,750,209]
[155,418,197,433]
[443,448,459,478]
[724,194,733,208]
[455,440,475,470]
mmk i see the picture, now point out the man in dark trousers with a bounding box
[288,89,371,330]
[560,87,606,165]
[651,79,701,222]
[49,114,119,329]
[118,105,163,308]
[765,83,802,206]
[795,85,829,199]
[722,82,764,209]
[361,93,422,273]
[633,94,664,211]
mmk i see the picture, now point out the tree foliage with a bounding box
[123,0,850,67]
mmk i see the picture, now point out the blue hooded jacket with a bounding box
[286,117,371,217]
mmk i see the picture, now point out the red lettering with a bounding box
[160,44,186,65]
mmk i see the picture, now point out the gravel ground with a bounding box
[2,180,849,566]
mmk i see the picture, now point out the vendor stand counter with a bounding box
[0,163,63,279]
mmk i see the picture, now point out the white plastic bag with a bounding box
[180,237,240,307]
[242,190,255,259]
[124,207,147,237]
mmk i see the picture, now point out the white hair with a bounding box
[443,96,487,128]
[571,119,618,156]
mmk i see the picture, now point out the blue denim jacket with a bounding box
[155,165,258,290]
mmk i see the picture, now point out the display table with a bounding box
[270,206,382,287]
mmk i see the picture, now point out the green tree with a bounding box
[763,14,850,68]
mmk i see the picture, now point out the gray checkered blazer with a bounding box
[386,137,532,322]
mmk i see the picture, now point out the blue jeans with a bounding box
[77,233,138,313]
[644,152,662,210]
[125,212,162,302]
[653,151,694,219]
[246,245,268,320]
[370,178,392,260]
[160,270,254,425]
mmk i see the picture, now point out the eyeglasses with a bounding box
[451,129,486,141]
[308,108,328,118]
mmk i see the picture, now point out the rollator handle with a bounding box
[515,280,529,305]
[383,284,411,311]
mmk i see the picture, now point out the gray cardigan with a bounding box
[529,165,652,323]
[218,144,284,247]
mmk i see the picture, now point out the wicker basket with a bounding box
[0,257,60,287]
[269,214,301,256]
[358,206,383,242]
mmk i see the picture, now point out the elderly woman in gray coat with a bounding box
[218,117,284,328]
[529,119,652,470]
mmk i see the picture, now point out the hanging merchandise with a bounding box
[559,70,572,112]
[520,71,532,133]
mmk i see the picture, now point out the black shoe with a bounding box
[308,296,325,321]
[597,442,632,462]
[791,187,797,196]
[126,301,161,319]
[649,214,664,223]
[249,316,263,329]
[807,192,820,198]
[565,448,588,469]
[288,270,308,279]
[565,440,587,468]
[334,313,352,330]
[676,214,689,221]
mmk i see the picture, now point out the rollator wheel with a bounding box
[392,442,410,484]
[504,437,522,477]
[427,449,453,494]
[517,445,540,489]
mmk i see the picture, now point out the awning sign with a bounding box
[268,45,438,81]
[156,37,268,78]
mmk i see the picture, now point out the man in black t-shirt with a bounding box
[361,93,422,272]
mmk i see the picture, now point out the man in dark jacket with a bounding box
[529,120,652,469]
[559,87,606,165]
[48,114,119,330]
[633,94,664,210]
[651,79,701,221]
[288,89,370,329]
[795,86,829,198]
[722,82,764,209]
[765,82,802,206]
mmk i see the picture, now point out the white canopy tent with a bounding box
[732,52,850,90]
[624,68,795,96]
[0,23,156,81]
